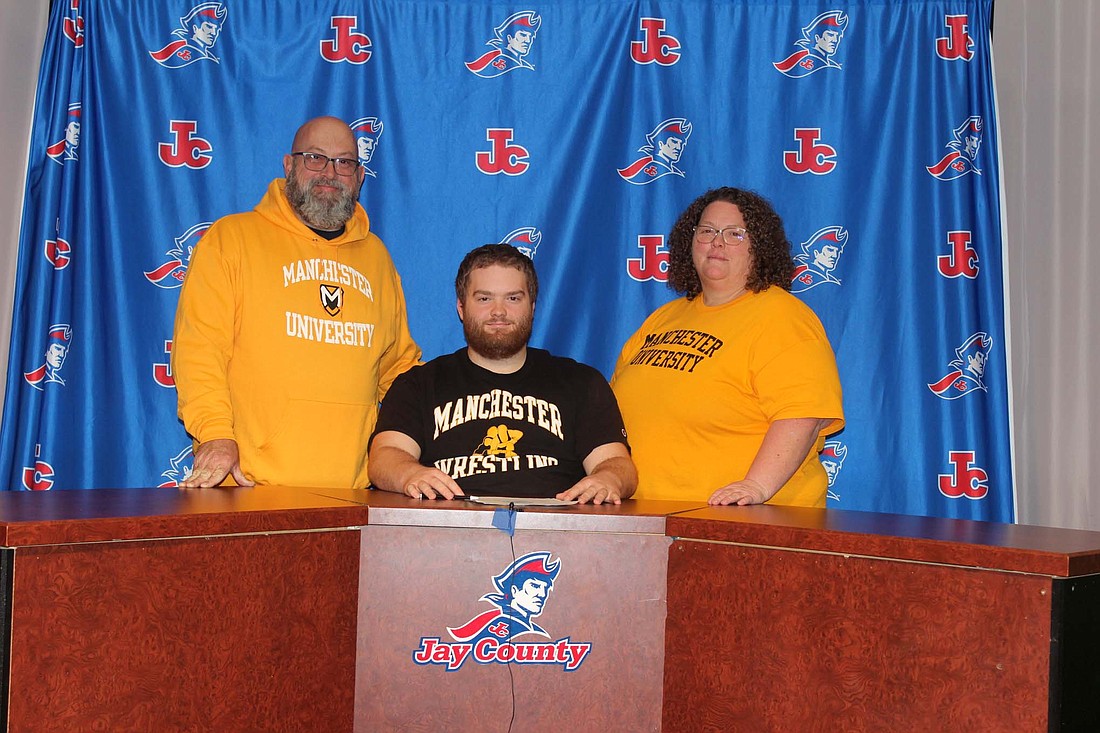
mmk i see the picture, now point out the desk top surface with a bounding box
[667,505,1100,576]
[2,487,1098,576]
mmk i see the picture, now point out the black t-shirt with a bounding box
[373,348,628,498]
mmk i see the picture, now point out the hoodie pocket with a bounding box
[254,398,374,487]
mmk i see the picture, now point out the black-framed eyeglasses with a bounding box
[693,225,748,245]
[290,151,360,177]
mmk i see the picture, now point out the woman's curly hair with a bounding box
[666,187,795,300]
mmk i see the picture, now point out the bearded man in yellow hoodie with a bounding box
[172,116,421,489]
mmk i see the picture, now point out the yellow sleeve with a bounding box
[375,270,421,401]
[753,310,844,436]
[171,225,238,443]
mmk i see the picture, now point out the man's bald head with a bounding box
[283,116,364,231]
[290,116,357,154]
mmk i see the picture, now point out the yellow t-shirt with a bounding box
[611,287,843,507]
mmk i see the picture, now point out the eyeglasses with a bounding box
[693,225,747,245]
[290,151,360,177]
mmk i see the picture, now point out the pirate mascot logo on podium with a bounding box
[413,551,592,672]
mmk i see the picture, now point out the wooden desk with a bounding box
[663,505,1100,733]
[353,492,699,732]
[2,490,1098,732]
[0,487,371,733]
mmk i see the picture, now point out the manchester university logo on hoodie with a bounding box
[282,257,375,347]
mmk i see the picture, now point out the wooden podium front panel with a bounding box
[7,530,360,733]
[356,523,669,732]
[664,540,1053,733]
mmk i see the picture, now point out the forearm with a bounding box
[743,417,832,499]
[560,444,637,505]
[367,445,426,494]
[586,455,637,500]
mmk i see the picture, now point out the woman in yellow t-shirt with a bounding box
[611,187,844,508]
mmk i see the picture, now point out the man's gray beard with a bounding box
[464,315,532,361]
[286,173,357,231]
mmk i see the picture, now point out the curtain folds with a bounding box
[1,0,1013,523]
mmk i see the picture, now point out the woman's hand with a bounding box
[708,417,835,506]
[708,479,774,506]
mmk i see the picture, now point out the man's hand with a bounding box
[708,478,773,506]
[557,445,636,505]
[400,466,465,500]
[369,432,466,500]
[557,474,624,505]
[181,438,254,488]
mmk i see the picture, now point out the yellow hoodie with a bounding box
[172,178,421,488]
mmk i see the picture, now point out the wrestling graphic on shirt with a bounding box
[431,391,566,479]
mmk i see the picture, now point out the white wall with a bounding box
[993,0,1100,530]
[0,2,49,417]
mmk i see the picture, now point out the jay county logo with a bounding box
[149,2,227,68]
[821,439,848,502]
[466,11,541,78]
[500,227,542,260]
[44,235,73,270]
[351,116,383,178]
[791,226,848,292]
[618,118,692,185]
[927,116,983,180]
[64,0,85,47]
[24,324,73,391]
[22,444,56,491]
[158,445,195,488]
[46,103,81,165]
[413,551,592,672]
[145,222,210,289]
[928,332,992,399]
[774,10,849,78]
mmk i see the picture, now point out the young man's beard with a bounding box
[464,313,533,361]
[285,169,357,231]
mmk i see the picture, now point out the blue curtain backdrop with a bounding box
[1,0,1013,521]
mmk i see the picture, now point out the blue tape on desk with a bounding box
[492,507,516,536]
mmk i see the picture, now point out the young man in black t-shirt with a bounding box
[369,244,636,503]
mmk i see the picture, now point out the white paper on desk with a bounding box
[467,496,579,507]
